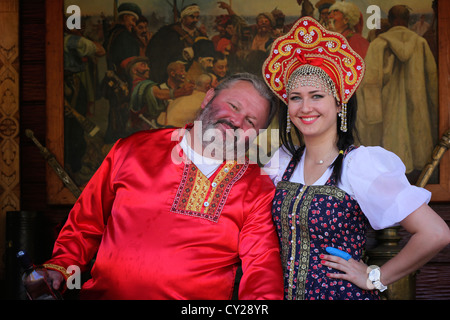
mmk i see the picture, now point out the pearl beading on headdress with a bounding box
[286,65,347,133]
[286,65,339,102]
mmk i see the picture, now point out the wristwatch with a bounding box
[368,265,388,292]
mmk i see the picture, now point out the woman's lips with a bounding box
[300,115,320,124]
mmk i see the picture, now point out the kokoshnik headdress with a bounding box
[262,16,365,132]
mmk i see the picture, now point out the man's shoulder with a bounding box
[241,163,276,187]
[153,23,183,37]
[117,128,181,148]
[107,24,128,39]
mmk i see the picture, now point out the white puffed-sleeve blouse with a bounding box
[264,146,431,230]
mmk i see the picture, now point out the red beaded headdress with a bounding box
[262,16,365,106]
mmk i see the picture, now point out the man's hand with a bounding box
[174,82,195,98]
[47,270,65,290]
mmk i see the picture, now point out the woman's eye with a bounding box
[312,94,324,99]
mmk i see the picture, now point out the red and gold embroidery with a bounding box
[171,160,248,223]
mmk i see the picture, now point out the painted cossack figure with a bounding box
[102,2,142,143]
[263,17,450,300]
[356,5,438,175]
[146,4,207,84]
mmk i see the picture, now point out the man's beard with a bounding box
[136,69,149,79]
[257,23,271,34]
[195,102,255,162]
[186,21,198,30]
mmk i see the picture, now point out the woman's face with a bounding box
[287,79,340,141]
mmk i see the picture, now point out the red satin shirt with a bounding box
[46,128,283,299]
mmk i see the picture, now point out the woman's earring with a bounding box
[339,103,347,132]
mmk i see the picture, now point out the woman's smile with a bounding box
[299,115,320,124]
[288,84,340,140]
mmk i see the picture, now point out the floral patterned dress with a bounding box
[271,147,380,300]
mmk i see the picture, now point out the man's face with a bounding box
[320,9,330,23]
[199,57,214,70]
[182,12,200,30]
[170,64,187,84]
[132,61,150,79]
[225,24,235,37]
[328,10,348,32]
[212,59,228,78]
[122,14,137,32]
[256,16,272,33]
[196,81,270,159]
[135,21,148,38]
[216,25,226,37]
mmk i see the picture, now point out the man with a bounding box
[165,73,213,127]
[37,73,283,300]
[412,14,430,37]
[103,2,142,143]
[63,27,105,184]
[158,60,193,105]
[327,1,369,59]
[212,14,232,51]
[185,39,216,84]
[271,7,288,37]
[123,57,194,131]
[250,13,276,52]
[315,0,335,28]
[103,2,141,73]
[356,5,438,176]
[133,15,152,56]
[211,52,229,82]
[146,4,207,83]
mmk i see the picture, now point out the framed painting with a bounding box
[45,0,449,204]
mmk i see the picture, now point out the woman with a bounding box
[262,17,450,300]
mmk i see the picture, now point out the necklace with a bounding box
[315,149,344,165]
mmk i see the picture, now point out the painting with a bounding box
[46,0,449,204]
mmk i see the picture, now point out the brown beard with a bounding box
[195,103,250,161]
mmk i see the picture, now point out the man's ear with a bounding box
[200,88,215,109]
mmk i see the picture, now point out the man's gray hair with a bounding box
[213,72,279,127]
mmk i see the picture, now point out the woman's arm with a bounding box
[378,203,450,285]
[322,203,450,290]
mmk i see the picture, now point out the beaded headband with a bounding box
[262,16,365,106]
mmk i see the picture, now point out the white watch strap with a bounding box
[368,265,388,292]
